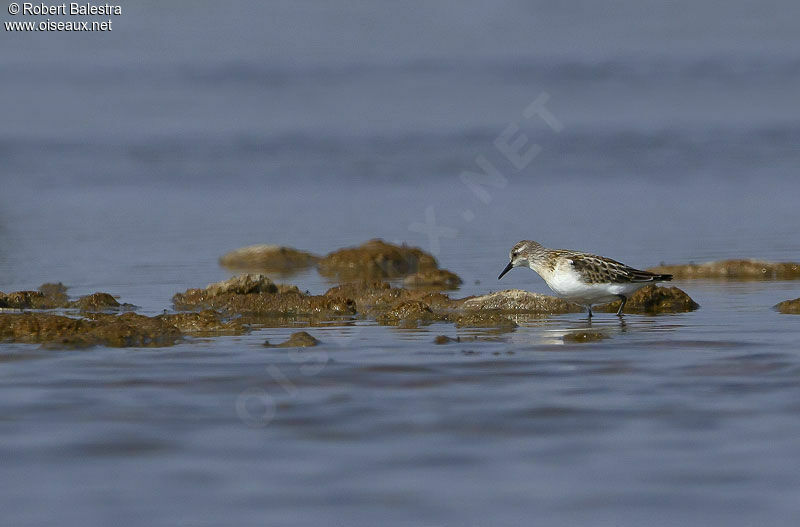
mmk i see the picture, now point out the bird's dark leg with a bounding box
[587,306,593,319]
[615,295,627,316]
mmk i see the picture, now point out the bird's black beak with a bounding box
[498,261,513,280]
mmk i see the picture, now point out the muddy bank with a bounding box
[1,282,245,347]
[324,280,451,320]
[0,310,245,348]
[457,289,581,314]
[318,239,441,281]
[37,283,69,305]
[403,269,463,290]
[264,331,319,348]
[1,283,70,310]
[452,285,697,323]
[0,312,178,348]
[219,245,319,273]
[70,292,134,312]
[648,260,800,280]
[451,311,519,329]
[173,274,356,322]
[322,281,522,328]
[563,330,610,343]
[375,300,438,327]
[775,298,800,314]
[454,285,698,323]
[0,283,133,312]
[443,289,582,329]
[1,275,700,348]
[321,281,698,327]
[433,334,508,344]
[595,285,700,314]
[159,310,247,335]
[219,239,463,288]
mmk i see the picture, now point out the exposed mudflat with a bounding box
[649,260,800,280]
[219,245,320,273]
[0,263,699,347]
[12,240,715,347]
[775,298,800,314]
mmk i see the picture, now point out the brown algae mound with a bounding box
[202,273,282,296]
[403,268,463,290]
[596,285,699,314]
[317,239,441,281]
[66,313,184,348]
[69,292,124,312]
[453,287,696,320]
[457,289,582,314]
[1,291,56,309]
[325,284,585,328]
[0,313,88,343]
[375,300,437,327]
[173,273,355,320]
[219,245,319,273]
[0,312,181,348]
[648,260,800,280]
[159,310,247,335]
[323,280,393,307]
[451,312,519,329]
[433,335,507,344]
[0,284,133,312]
[0,288,70,310]
[563,330,609,343]
[324,280,451,320]
[264,331,319,348]
[38,282,69,305]
[775,298,800,314]
[0,310,246,348]
[323,283,571,328]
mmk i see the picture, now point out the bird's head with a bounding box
[498,240,545,279]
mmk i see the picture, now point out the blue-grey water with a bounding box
[2,1,800,525]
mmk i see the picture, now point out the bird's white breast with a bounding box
[535,260,644,305]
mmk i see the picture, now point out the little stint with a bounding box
[498,240,673,317]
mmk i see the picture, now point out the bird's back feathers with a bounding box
[555,250,671,285]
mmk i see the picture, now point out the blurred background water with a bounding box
[1,1,800,526]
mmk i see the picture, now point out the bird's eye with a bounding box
[511,252,518,258]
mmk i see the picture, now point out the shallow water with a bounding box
[2,1,800,525]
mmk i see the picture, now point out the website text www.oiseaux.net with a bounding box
[5,18,112,31]
[5,3,121,31]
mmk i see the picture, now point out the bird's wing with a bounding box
[563,252,664,284]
